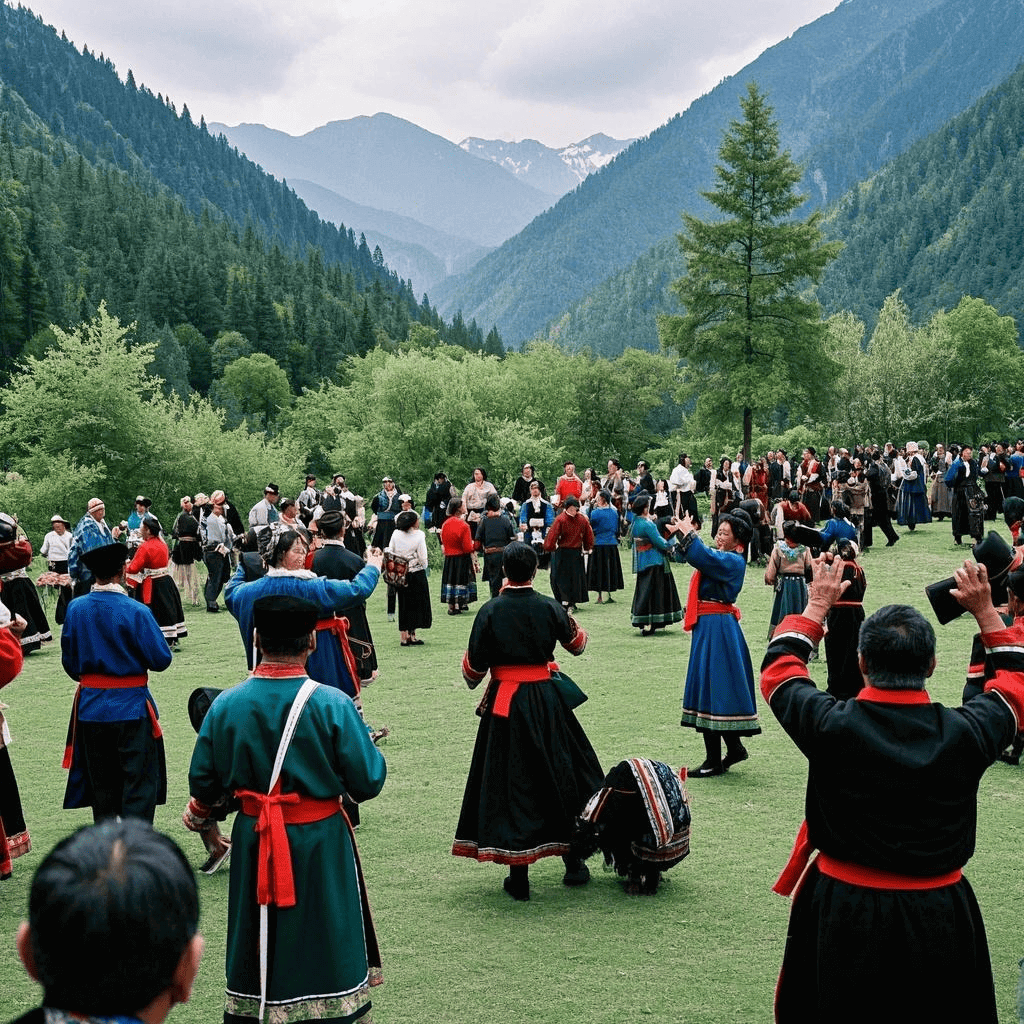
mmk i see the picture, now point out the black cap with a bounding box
[80,542,129,578]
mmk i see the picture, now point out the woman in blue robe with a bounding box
[676,509,759,777]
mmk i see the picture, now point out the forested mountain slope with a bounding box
[436,0,1024,348]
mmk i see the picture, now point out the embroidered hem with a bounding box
[225,979,374,1024]
[451,838,571,865]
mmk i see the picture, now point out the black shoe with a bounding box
[206,605,220,613]
[690,762,725,778]
[563,863,591,887]
[503,875,530,901]
[722,745,749,770]
[886,537,899,547]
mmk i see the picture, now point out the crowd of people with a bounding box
[2,438,1024,1024]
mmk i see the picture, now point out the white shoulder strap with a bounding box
[268,677,318,793]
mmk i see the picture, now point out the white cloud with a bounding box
[22,0,839,145]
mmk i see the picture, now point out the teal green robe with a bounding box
[189,671,387,1023]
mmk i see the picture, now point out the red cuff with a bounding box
[564,620,588,656]
[772,614,825,647]
[983,672,1024,731]
[761,655,812,703]
[462,651,486,688]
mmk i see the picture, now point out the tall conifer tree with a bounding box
[658,83,842,458]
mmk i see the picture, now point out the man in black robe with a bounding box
[761,558,1023,1024]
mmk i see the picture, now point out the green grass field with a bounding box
[2,522,1022,1023]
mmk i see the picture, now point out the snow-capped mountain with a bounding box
[459,134,634,197]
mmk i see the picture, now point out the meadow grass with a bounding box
[1,522,1022,1023]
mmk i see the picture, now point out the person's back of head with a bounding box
[18,819,201,1019]
[502,541,538,584]
[858,604,935,690]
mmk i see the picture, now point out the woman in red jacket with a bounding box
[440,497,478,615]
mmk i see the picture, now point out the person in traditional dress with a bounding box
[68,497,121,597]
[544,496,594,613]
[761,558,1024,1024]
[0,600,30,879]
[946,445,985,546]
[511,463,547,505]
[629,494,683,635]
[798,447,825,523]
[710,457,737,534]
[370,477,402,622]
[248,484,281,528]
[424,471,456,533]
[822,539,867,700]
[475,493,517,599]
[224,524,383,712]
[170,497,201,607]
[553,462,584,508]
[12,819,203,1024]
[818,501,858,551]
[587,489,623,604]
[764,520,813,639]
[185,594,386,1024]
[126,516,187,648]
[297,474,321,525]
[896,441,931,530]
[200,499,236,613]
[0,514,52,653]
[311,510,378,684]
[676,508,759,777]
[439,497,478,615]
[518,479,554,568]
[39,514,73,624]
[650,478,674,520]
[60,540,173,823]
[462,468,498,525]
[452,542,602,901]
[929,443,953,520]
[386,510,431,646]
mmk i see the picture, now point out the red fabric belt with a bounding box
[817,853,962,890]
[490,662,558,718]
[635,541,653,552]
[831,600,863,607]
[81,673,148,688]
[773,821,962,897]
[315,616,361,695]
[62,674,160,770]
[236,784,340,907]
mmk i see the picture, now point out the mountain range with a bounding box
[211,117,630,295]
[432,0,1024,348]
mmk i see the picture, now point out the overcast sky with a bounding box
[25,0,840,146]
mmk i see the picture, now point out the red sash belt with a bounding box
[490,662,558,718]
[817,853,961,890]
[773,821,962,897]
[832,600,863,607]
[236,783,340,907]
[683,567,741,632]
[315,615,361,695]
[62,674,160,769]
[635,541,653,552]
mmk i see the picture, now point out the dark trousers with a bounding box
[203,549,229,609]
[76,719,162,823]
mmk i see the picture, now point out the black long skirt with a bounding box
[134,576,187,642]
[440,553,478,606]
[776,864,997,1023]
[0,577,51,653]
[549,548,588,606]
[452,676,603,865]
[587,544,624,594]
[630,565,682,629]
[397,570,432,631]
[0,747,30,878]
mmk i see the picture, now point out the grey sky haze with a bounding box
[24,0,840,146]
